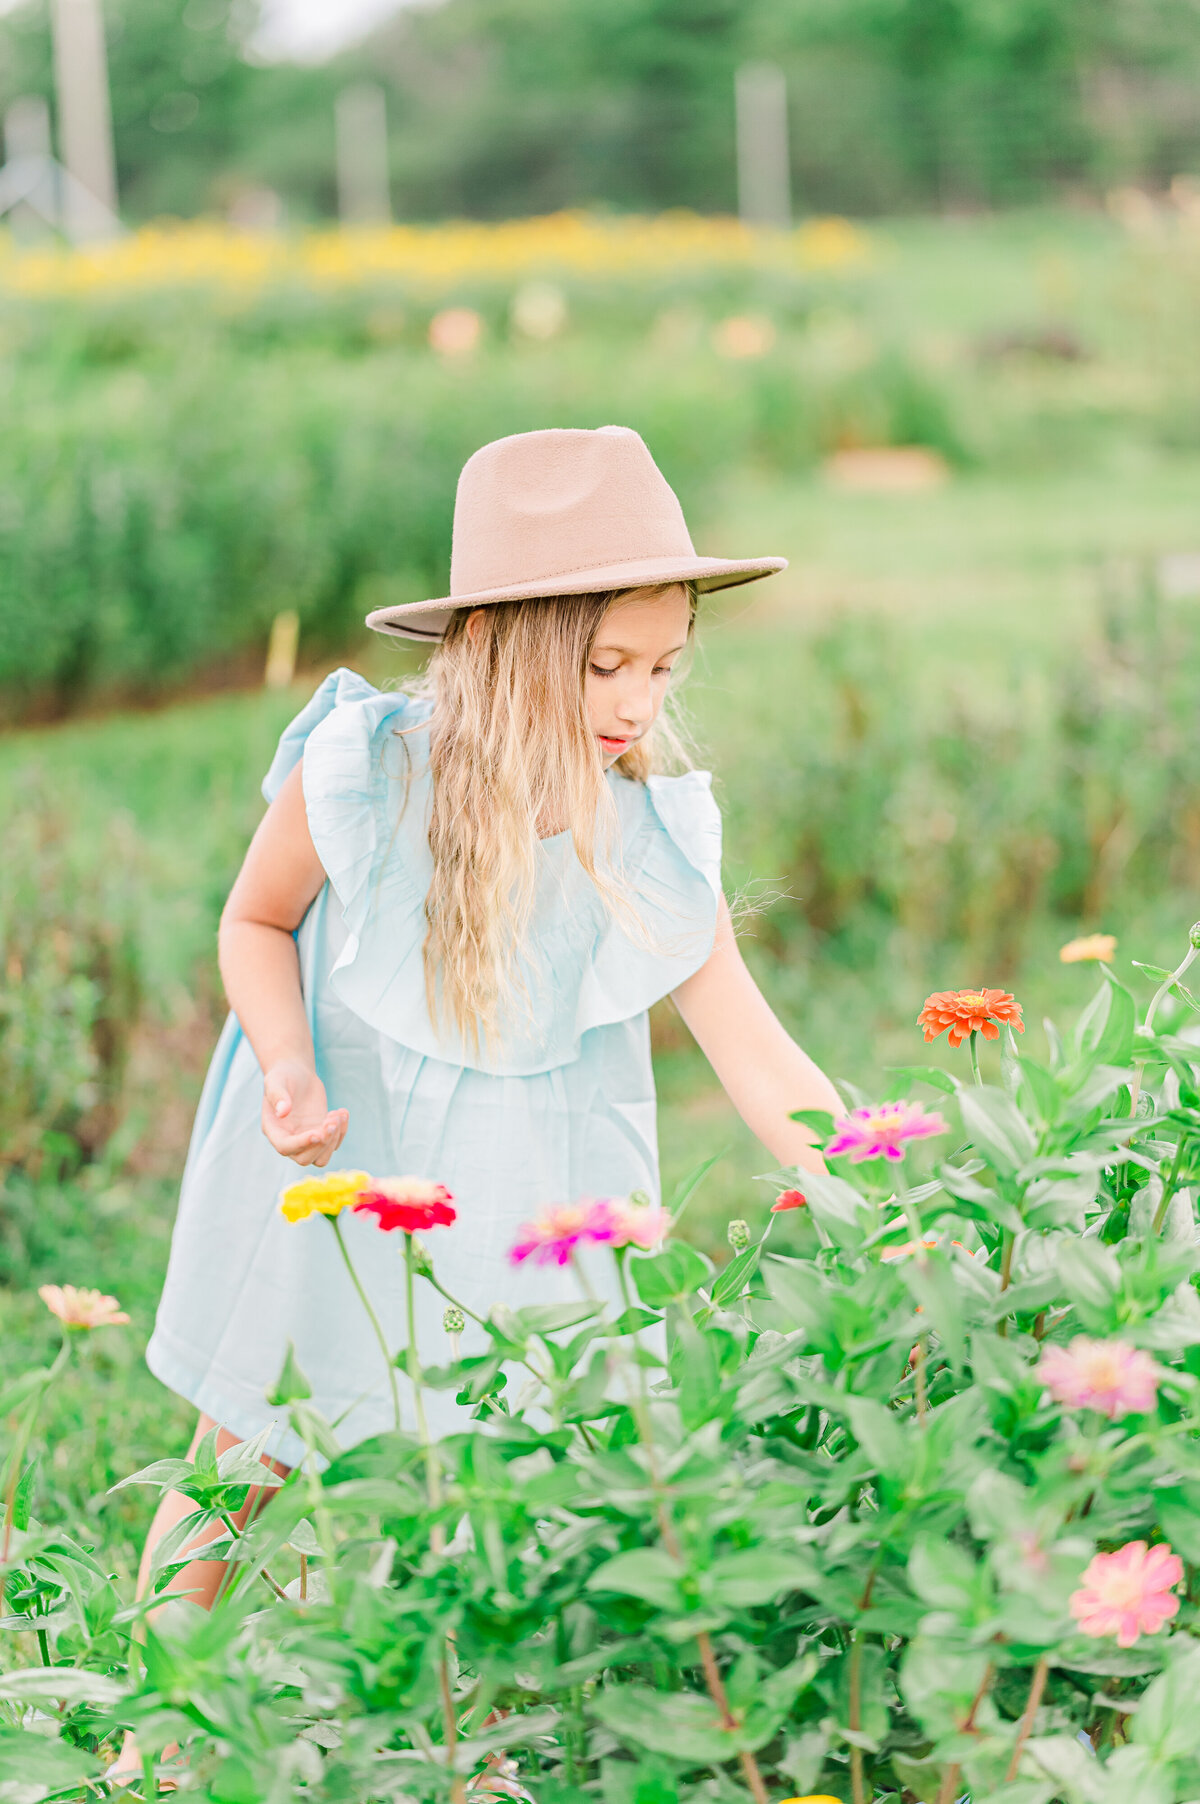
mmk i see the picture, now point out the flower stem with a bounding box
[1005,1655,1049,1782]
[1131,942,1200,1117]
[2,1339,69,1565]
[1153,1140,1187,1235]
[848,1631,865,1804]
[403,1235,440,1510]
[331,1214,401,1432]
[997,1230,1016,1338]
[969,1029,982,1087]
[935,1660,994,1804]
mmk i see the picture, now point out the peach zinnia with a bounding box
[39,1285,129,1330]
[917,988,1024,1048]
[1060,933,1117,964]
[1070,1541,1182,1647]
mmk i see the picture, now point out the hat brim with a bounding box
[364,554,787,642]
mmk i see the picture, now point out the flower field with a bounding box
[9,949,1200,1799]
[4,203,1200,1798]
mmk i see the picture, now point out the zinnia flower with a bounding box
[917,988,1025,1047]
[825,1101,948,1164]
[509,1199,624,1267]
[771,1189,807,1213]
[1069,1541,1182,1647]
[1060,933,1117,965]
[881,1237,968,1261]
[280,1170,372,1223]
[1038,1336,1162,1420]
[353,1177,456,1235]
[611,1198,672,1249]
[39,1285,129,1329]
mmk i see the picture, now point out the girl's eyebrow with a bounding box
[593,641,689,658]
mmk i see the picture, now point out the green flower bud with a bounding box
[442,1305,465,1336]
[1189,923,1200,950]
[727,1218,750,1250]
[408,1236,433,1277]
[628,1188,652,1210]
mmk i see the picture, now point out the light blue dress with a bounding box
[147,669,722,1465]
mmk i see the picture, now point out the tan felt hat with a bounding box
[365,425,787,642]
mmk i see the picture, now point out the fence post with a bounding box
[735,62,792,229]
[335,83,391,224]
[50,0,120,242]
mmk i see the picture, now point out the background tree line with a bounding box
[2,0,1200,222]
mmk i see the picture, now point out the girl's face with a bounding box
[585,584,691,766]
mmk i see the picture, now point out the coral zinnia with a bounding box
[917,988,1024,1047]
[1070,1541,1182,1647]
[1038,1336,1162,1421]
[825,1100,948,1164]
[279,1170,372,1223]
[38,1285,129,1330]
[771,1188,807,1213]
[353,1178,456,1234]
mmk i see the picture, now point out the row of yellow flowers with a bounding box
[0,210,871,299]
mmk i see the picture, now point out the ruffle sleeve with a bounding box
[264,671,722,1077]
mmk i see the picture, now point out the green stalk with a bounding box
[403,1235,440,1509]
[1153,1139,1187,1235]
[969,1028,982,1087]
[331,1213,401,1431]
[2,1338,70,1565]
[1130,937,1200,1118]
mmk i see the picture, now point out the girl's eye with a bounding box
[589,664,619,679]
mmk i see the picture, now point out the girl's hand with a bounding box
[262,1060,349,1167]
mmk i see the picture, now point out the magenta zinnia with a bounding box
[825,1101,948,1164]
[509,1200,620,1267]
[1038,1336,1162,1421]
[1070,1541,1182,1647]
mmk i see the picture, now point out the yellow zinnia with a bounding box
[279,1170,371,1223]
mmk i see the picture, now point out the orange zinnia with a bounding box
[917,988,1024,1047]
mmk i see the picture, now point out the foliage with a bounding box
[4,0,1200,219]
[2,206,1200,719]
[8,942,1200,1800]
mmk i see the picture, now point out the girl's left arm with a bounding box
[670,895,842,1175]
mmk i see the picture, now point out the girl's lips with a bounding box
[599,735,630,750]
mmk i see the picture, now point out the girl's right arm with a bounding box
[218,759,349,1167]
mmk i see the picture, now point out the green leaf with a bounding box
[798,1169,871,1249]
[108,1457,199,1494]
[586,1548,686,1612]
[0,1728,100,1784]
[845,1396,910,1479]
[590,1685,732,1762]
[1154,1483,1200,1561]
[10,1460,36,1533]
[517,1301,599,1335]
[266,1340,312,1405]
[787,1107,836,1134]
[1131,1645,1200,1760]
[1015,1056,1062,1125]
[0,1666,127,1705]
[958,1085,1037,1176]
[709,1243,761,1307]
[703,1548,819,1608]
[631,1242,712,1306]
[909,1535,979,1615]
[666,1154,720,1227]
[884,1064,959,1096]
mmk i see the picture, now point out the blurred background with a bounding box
[3,0,1200,1530]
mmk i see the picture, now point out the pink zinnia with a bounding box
[1070,1541,1182,1647]
[509,1199,622,1267]
[825,1101,948,1164]
[1038,1337,1162,1421]
[611,1199,673,1249]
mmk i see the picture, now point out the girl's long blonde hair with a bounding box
[399,583,697,1053]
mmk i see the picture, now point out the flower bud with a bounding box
[1190,923,1200,950]
[408,1236,433,1277]
[628,1188,652,1210]
[442,1305,465,1336]
[727,1218,750,1250]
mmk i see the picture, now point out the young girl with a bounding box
[114,426,840,1777]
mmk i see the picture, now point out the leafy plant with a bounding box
[7,931,1200,1800]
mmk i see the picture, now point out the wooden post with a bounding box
[335,83,391,224]
[735,62,792,229]
[50,0,120,242]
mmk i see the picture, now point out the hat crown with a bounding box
[449,426,696,599]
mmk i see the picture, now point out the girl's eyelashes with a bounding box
[588,663,675,679]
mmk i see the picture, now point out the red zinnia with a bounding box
[917,988,1024,1048]
[353,1177,456,1235]
[771,1189,807,1213]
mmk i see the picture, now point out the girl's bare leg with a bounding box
[108,1414,291,1784]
